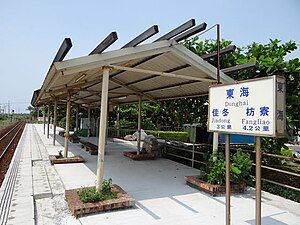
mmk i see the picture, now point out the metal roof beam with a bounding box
[143,80,196,93]
[89,32,118,55]
[173,23,207,42]
[109,77,157,102]
[87,20,204,86]
[221,62,258,74]
[108,64,215,82]
[154,19,195,41]
[117,64,191,88]
[201,45,236,60]
[73,93,95,101]
[52,38,72,63]
[122,25,159,48]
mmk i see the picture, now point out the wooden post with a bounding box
[225,134,231,225]
[43,105,46,134]
[53,98,57,146]
[256,136,262,225]
[47,105,50,139]
[87,106,91,138]
[137,96,142,154]
[64,93,71,158]
[96,67,110,191]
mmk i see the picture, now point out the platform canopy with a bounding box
[32,39,235,107]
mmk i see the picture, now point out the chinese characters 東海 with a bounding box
[226,87,250,99]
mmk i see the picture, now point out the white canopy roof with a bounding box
[34,39,235,107]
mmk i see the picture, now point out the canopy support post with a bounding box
[87,106,91,138]
[76,105,79,131]
[53,98,57,146]
[96,66,110,192]
[64,93,71,158]
[43,105,46,135]
[37,107,40,119]
[137,96,142,154]
[116,105,120,138]
[47,105,50,139]
[212,133,219,160]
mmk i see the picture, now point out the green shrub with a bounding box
[207,153,226,185]
[197,169,207,181]
[280,146,293,157]
[146,130,189,142]
[73,129,88,137]
[262,181,300,203]
[77,179,117,203]
[58,117,66,128]
[231,149,252,183]
[205,150,253,185]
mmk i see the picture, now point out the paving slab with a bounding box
[1,125,34,225]
[32,124,300,225]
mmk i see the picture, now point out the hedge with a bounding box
[74,129,88,137]
[145,130,188,142]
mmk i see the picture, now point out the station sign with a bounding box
[208,75,286,137]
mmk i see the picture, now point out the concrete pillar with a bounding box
[87,106,91,138]
[47,105,50,139]
[53,99,57,146]
[96,67,109,191]
[64,94,71,158]
[116,105,120,137]
[213,133,219,161]
[137,96,142,154]
[37,107,40,120]
[50,117,53,129]
[106,107,109,145]
[43,105,46,135]
[75,105,79,131]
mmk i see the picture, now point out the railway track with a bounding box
[0,121,26,187]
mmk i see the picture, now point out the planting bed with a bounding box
[185,176,246,196]
[49,155,85,165]
[70,135,80,143]
[65,184,135,218]
[123,151,156,160]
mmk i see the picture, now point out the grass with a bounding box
[77,179,117,203]
[0,118,10,127]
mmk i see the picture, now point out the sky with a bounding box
[0,0,299,113]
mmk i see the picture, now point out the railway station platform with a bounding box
[1,124,299,225]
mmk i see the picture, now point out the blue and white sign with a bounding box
[208,76,286,137]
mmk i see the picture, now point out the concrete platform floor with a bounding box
[6,124,300,225]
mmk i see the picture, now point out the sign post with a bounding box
[208,75,286,225]
[225,133,230,225]
[255,136,261,225]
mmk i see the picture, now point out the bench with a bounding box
[58,130,65,137]
[80,140,98,155]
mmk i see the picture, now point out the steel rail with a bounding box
[0,123,25,225]
[0,122,22,142]
[0,122,25,160]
